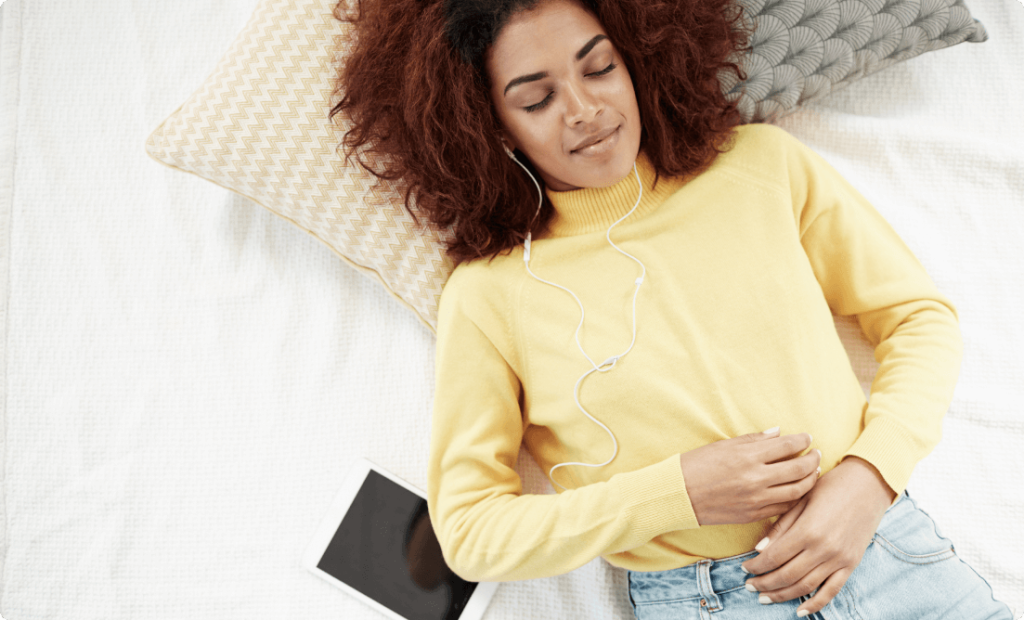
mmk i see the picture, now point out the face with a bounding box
[486,0,642,192]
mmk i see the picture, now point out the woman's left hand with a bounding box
[739,456,897,617]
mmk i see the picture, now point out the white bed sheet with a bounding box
[0,0,1021,618]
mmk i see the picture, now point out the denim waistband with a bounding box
[628,550,757,607]
[627,491,910,608]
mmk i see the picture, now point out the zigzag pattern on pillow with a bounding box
[147,0,454,330]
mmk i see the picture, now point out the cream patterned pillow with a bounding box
[146,0,453,331]
[146,0,987,331]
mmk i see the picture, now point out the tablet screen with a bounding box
[315,470,479,620]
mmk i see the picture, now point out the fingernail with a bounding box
[807,433,813,443]
[740,564,749,574]
[815,449,821,458]
[755,536,770,552]
[816,466,821,476]
[759,595,773,605]
[745,582,758,592]
[797,610,810,618]
[762,426,780,435]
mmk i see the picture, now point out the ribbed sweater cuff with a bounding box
[841,416,925,503]
[616,453,700,539]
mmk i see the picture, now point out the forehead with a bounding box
[486,0,607,80]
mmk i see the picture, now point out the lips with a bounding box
[570,125,620,153]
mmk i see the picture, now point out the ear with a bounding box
[499,133,518,156]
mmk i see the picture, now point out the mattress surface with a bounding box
[0,0,1021,618]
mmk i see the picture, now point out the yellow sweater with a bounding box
[426,123,962,583]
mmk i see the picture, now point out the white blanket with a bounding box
[0,0,1021,618]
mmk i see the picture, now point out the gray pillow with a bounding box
[723,0,988,122]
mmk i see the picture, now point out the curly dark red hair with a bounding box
[331,0,750,263]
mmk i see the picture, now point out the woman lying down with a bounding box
[331,0,1014,617]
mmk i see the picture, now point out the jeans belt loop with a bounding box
[696,559,723,611]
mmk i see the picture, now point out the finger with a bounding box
[743,505,818,579]
[759,493,808,548]
[748,498,800,522]
[761,469,815,512]
[763,450,821,486]
[745,548,821,596]
[741,497,808,575]
[795,568,852,617]
[732,427,782,443]
[765,444,816,464]
[751,558,831,604]
[757,433,813,463]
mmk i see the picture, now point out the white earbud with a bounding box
[505,143,544,260]
[511,154,647,491]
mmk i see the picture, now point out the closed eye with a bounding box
[525,92,553,113]
[523,63,617,113]
[587,62,616,77]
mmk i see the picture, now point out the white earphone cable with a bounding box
[508,148,646,491]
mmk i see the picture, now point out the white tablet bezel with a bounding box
[302,457,499,620]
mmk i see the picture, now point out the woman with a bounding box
[331,0,1013,617]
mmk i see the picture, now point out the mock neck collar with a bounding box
[543,153,684,238]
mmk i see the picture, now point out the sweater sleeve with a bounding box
[427,270,700,583]
[779,127,964,499]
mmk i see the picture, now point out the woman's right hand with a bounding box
[679,428,820,526]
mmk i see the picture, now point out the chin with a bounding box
[584,149,640,188]
[541,136,640,191]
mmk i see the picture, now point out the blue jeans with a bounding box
[627,491,1013,620]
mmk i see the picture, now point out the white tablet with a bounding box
[303,458,499,620]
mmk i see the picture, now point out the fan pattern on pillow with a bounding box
[147,0,986,331]
[723,0,988,122]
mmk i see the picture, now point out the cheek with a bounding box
[515,118,566,165]
[522,115,560,146]
[618,85,642,149]
[617,76,640,123]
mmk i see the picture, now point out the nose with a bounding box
[563,78,601,127]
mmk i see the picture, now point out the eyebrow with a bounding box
[575,34,607,61]
[502,34,609,96]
